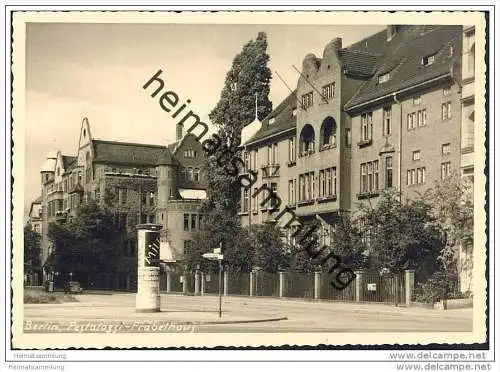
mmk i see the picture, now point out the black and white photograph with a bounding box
[3,5,495,371]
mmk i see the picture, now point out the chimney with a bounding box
[387,25,399,41]
[332,37,342,50]
[176,123,183,141]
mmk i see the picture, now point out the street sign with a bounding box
[202,253,223,260]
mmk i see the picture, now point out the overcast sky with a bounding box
[25,22,384,216]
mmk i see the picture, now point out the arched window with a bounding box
[187,167,194,181]
[194,168,200,182]
[299,124,315,156]
[320,117,337,148]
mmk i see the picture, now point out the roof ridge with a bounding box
[92,139,167,149]
[342,48,382,58]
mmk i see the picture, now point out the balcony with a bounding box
[296,199,315,207]
[357,139,373,148]
[319,143,337,152]
[356,190,380,200]
[298,149,315,158]
[461,145,474,154]
[316,195,337,203]
[261,164,280,178]
[54,210,68,221]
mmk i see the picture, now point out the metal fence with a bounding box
[86,269,411,307]
[320,273,356,301]
[285,272,314,299]
[253,272,279,297]
[227,272,250,296]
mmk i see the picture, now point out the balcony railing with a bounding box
[356,190,380,200]
[316,194,337,203]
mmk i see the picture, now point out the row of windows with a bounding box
[300,82,335,110]
[180,167,201,182]
[115,213,156,229]
[183,213,203,231]
[183,149,197,158]
[411,143,451,162]
[359,91,453,143]
[407,109,427,130]
[407,167,426,186]
[116,187,156,206]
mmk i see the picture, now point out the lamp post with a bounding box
[202,242,224,317]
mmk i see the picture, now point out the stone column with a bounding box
[405,269,415,307]
[223,271,229,296]
[249,271,254,297]
[314,271,321,300]
[135,224,162,313]
[194,271,201,296]
[200,272,205,296]
[279,272,285,298]
[166,272,171,293]
[355,270,363,302]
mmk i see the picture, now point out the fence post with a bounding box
[194,271,201,296]
[249,271,254,296]
[166,272,171,293]
[405,269,415,307]
[200,272,205,296]
[314,272,321,300]
[355,270,363,302]
[223,271,229,296]
[182,275,188,295]
[279,272,285,298]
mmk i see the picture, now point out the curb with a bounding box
[198,316,288,325]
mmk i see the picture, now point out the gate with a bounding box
[361,271,406,304]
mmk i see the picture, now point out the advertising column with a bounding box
[136,223,162,312]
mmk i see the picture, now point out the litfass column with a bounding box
[136,223,162,313]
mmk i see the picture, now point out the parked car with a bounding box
[64,281,83,294]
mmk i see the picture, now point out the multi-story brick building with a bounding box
[241,25,471,285]
[34,117,207,288]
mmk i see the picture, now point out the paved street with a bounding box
[24,292,473,333]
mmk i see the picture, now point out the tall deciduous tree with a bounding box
[424,172,474,296]
[199,32,272,255]
[47,201,125,281]
[24,225,41,276]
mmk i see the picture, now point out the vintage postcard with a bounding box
[9,9,489,354]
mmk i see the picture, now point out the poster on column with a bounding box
[143,231,160,267]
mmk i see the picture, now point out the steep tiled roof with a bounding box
[62,155,77,172]
[92,140,167,166]
[156,148,177,166]
[246,92,297,145]
[339,49,379,77]
[345,25,462,110]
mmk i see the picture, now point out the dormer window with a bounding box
[422,54,436,66]
[378,73,390,84]
[269,117,275,125]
